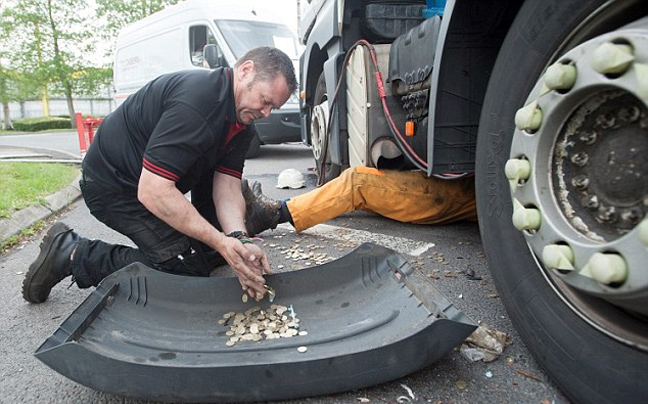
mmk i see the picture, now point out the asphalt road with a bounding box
[0,132,570,403]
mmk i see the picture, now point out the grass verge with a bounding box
[0,220,47,254]
[0,162,79,218]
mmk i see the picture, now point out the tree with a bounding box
[4,0,105,128]
[95,0,180,53]
[1,2,15,129]
[2,0,180,130]
[0,61,14,130]
[0,3,43,129]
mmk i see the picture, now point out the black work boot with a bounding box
[241,179,281,235]
[22,222,78,303]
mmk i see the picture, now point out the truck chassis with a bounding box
[298,1,648,402]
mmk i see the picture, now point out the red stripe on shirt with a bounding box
[225,122,246,145]
[143,158,180,182]
[216,166,242,179]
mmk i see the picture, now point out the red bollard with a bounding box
[76,113,104,158]
[75,113,87,157]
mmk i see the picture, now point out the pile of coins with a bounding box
[280,244,332,264]
[219,304,307,347]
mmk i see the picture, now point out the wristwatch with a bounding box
[226,231,249,239]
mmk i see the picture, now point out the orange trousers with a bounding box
[286,167,477,232]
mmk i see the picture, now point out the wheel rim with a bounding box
[506,8,648,350]
[310,99,329,162]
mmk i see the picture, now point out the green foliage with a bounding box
[96,0,181,41]
[0,220,46,253]
[0,65,41,104]
[69,66,114,97]
[0,234,20,252]
[12,116,72,131]
[0,0,180,122]
[0,162,79,218]
[2,0,112,125]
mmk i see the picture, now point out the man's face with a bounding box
[234,61,292,125]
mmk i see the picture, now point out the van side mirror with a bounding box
[203,44,224,68]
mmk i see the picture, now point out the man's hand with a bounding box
[212,172,275,298]
[138,169,275,298]
[218,237,273,299]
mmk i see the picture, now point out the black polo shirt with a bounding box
[83,68,253,194]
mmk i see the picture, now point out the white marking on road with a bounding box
[277,223,435,256]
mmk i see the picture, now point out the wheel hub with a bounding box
[506,20,648,338]
[554,91,648,240]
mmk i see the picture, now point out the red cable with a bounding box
[360,40,428,169]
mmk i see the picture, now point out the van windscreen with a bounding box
[215,20,299,60]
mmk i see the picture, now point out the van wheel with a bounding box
[311,73,340,184]
[475,1,648,403]
[246,132,262,159]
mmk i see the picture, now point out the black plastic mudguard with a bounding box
[35,242,476,403]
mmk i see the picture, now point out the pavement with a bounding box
[0,145,83,244]
[0,143,570,404]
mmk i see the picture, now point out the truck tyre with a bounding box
[311,72,341,183]
[475,1,648,403]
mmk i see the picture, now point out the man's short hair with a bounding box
[235,46,298,94]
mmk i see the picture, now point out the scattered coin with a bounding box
[263,284,276,302]
[297,346,308,353]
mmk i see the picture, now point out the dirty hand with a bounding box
[219,237,272,298]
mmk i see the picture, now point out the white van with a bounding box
[113,0,302,156]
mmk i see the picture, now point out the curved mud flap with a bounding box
[35,242,476,403]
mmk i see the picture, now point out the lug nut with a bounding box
[578,130,598,145]
[505,159,531,186]
[581,195,599,210]
[598,205,618,223]
[542,244,575,271]
[515,101,543,132]
[586,252,628,285]
[512,199,542,231]
[544,63,577,91]
[620,207,643,226]
[591,42,634,75]
[639,219,648,246]
[571,175,590,190]
[617,105,641,123]
[596,113,616,129]
[571,151,589,167]
[636,63,648,99]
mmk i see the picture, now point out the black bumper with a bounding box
[253,104,302,144]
